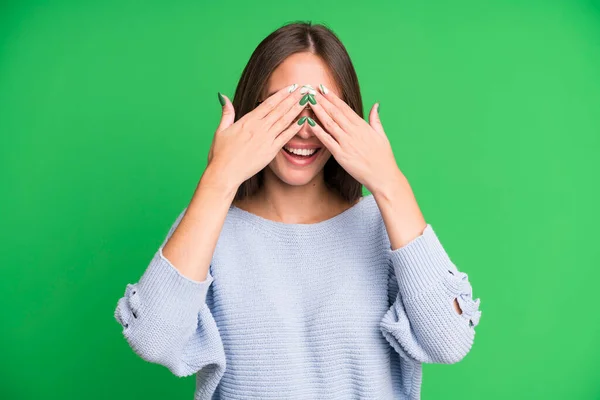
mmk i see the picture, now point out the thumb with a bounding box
[208,92,235,164]
[216,92,236,134]
[368,102,385,135]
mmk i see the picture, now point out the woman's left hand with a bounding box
[306,85,404,195]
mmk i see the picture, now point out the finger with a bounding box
[262,85,305,129]
[303,96,346,142]
[317,83,363,124]
[368,102,385,135]
[267,92,311,135]
[215,92,235,134]
[273,116,306,149]
[307,119,342,158]
[310,91,356,133]
[210,92,235,164]
[253,83,299,120]
[207,144,213,163]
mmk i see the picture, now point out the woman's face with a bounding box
[263,52,340,187]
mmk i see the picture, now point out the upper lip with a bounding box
[284,143,321,149]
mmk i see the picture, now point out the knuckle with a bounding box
[262,114,274,126]
[274,120,286,133]
[264,96,279,108]
[267,124,278,136]
[255,120,266,133]
[323,118,335,131]
[243,119,257,134]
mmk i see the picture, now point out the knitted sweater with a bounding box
[114,194,482,399]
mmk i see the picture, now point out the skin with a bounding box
[163,51,463,315]
[233,52,352,224]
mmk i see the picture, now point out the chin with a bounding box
[276,171,319,186]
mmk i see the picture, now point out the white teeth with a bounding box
[284,146,317,156]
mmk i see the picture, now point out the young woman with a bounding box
[115,21,482,399]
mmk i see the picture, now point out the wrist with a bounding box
[370,168,407,199]
[197,165,239,201]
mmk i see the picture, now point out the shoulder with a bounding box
[160,203,256,250]
[359,194,386,229]
[351,194,391,249]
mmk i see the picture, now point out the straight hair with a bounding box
[231,21,364,203]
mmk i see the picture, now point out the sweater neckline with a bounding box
[229,194,372,235]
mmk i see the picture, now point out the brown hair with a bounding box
[231,21,364,203]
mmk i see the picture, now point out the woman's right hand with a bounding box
[204,83,307,190]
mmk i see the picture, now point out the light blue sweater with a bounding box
[115,194,482,399]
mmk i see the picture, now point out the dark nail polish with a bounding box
[306,117,316,127]
[308,94,316,105]
[299,94,309,106]
[298,116,307,125]
[218,92,225,106]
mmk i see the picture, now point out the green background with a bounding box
[1,0,598,399]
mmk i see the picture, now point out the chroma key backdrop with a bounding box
[1,0,598,399]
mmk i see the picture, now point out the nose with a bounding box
[296,106,316,138]
[299,103,315,117]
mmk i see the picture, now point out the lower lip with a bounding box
[281,148,321,166]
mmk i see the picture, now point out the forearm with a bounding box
[162,166,237,282]
[374,171,463,315]
[372,170,427,250]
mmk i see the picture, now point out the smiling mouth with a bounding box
[283,146,322,158]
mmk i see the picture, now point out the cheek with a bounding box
[267,150,287,171]
[268,150,281,166]
[319,148,332,164]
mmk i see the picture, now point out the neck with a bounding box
[248,168,346,224]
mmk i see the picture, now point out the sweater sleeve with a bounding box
[379,224,482,364]
[114,209,227,391]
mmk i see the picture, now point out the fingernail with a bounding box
[319,84,329,95]
[299,94,310,106]
[300,85,317,95]
[297,116,308,125]
[306,117,316,127]
[218,92,225,106]
[308,94,317,105]
[288,83,298,93]
[377,102,381,113]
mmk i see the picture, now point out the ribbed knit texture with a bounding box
[114,194,482,399]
